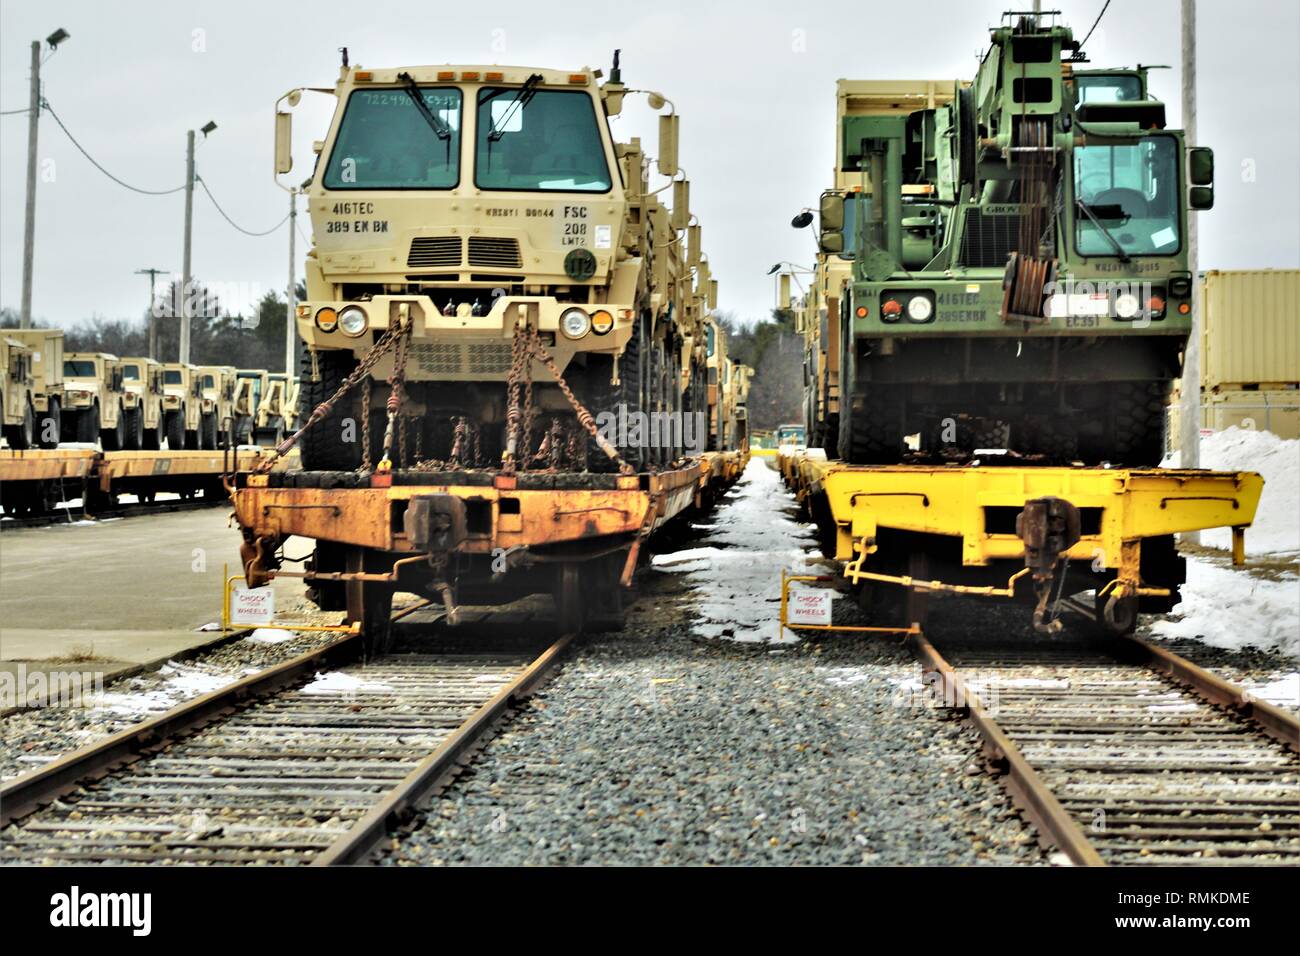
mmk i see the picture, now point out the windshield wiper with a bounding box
[1075,199,1131,263]
[487,73,542,143]
[397,71,451,141]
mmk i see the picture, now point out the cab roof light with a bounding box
[437,70,455,81]
[353,70,373,81]
[568,74,588,85]
[485,71,504,82]
[461,71,480,81]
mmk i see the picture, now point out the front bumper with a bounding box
[297,295,635,382]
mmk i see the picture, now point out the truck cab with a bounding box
[161,363,203,449]
[6,328,64,448]
[234,369,269,444]
[62,353,127,448]
[1,337,37,449]
[198,365,239,448]
[119,357,166,449]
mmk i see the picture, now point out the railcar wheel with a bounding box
[553,562,586,635]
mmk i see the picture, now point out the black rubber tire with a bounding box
[3,401,35,450]
[582,317,646,473]
[123,407,144,450]
[142,414,161,451]
[165,408,185,450]
[298,345,365,471]
[200,412,218,450]
[839,388,905,464]
[235,416,254,445]
[76,403,101,445]
[36,398,60,449]
[1077,380,1169,466]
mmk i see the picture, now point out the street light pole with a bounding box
[19,41,41,329]
[180,129,195,364]
[1179,0,1201,543]
[135,267,167,359]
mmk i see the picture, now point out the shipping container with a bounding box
[1167,385,1299,449]
[1202,269,1300,390]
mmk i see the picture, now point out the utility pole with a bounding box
[135,267,167,360]
[180,129,196,364]
[1179,0,1201,542]
[20,41,40,328]
[285,189,297,376]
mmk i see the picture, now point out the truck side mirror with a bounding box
[1188,147,1214,186]
[275,111,293,175]
[657,113,679,177]
[1189,186,1214,210]
[819,193,845,253]
[819,232,844,254]
[779,274,792,311]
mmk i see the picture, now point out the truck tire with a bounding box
[142,407,162,450]
[1079,380,1169,466]
[36,398,60,449]
[298,344,364,471]
[123,407,144,450]
[77,402,101,445]
[200,412,217,450]
[165,409,185,450]
[101,404,127,451]
[582,316,646,473]
[3,400,35,450]
[838,388,905,465]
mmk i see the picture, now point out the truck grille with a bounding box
[467,236,523,269]
[407,236,463,268]
[958,210,1022,269]
[409,342,514,375]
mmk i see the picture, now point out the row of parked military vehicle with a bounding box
[1,328,297,451]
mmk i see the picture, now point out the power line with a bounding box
[44,100,185,195]
[1079,0,1112,49]
[0,106,31,115]
[195,175,289,237]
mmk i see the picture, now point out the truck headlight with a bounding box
[1114,292,1140,319]
[590,310,613,335]
[906,295,934,322]
[560,308,591,339]
[338,305,369,337]
[314,307,338,332]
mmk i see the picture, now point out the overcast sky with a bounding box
[1,0,1296,328]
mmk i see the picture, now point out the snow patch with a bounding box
[89,662,232,718]
[244,628,296,644]
[1149,556,1300,657]
[300,671,394,695]
[1163,427,1299,555]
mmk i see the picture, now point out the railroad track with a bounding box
[0,627,572,865]
[0,495,223,530]
[911,631,1300,866]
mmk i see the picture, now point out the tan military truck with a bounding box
[255,372,297,445]
[2,336,37,449]
[118,357,166,449]
[62,353,128,448]
[704,316,731,452]
[233,369,268,444]
[198,365,238,448]
[275,53,711,472]
[6,328,64,447]
[161,363,203,449]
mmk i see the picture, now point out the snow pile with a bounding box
[652,458,826,643]
[1163,426,1299,555]
[244,628,295,644]
[1242,673,1299,710]
[90,662,232,718]
[300,671,394,695]
[1149,556,1300,657]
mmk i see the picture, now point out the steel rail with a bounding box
[312,631,575,865]
[906,631,1106,866]
[1122,635,1300,753]
[0,634,360,826]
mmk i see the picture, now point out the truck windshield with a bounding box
[323,87,462,189]
[475,88,610,192]
[1073,136,1180,256]
[164,370,184,385]
[203,375,216,388]
[1074,74,1143,104]
[64,360,96,377]
[121,364,140,380]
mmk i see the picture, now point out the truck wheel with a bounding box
[582,317,647,473]
[839,388,905,465]
[142,408,161,450]
[123,407,144,450]
[298,344,363,471]
[101,404,127,451]
[77,402,101,445]
[165,409,185,450]
[36,398,60,449]
[200,412,217,450]
[3,400,35,450]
